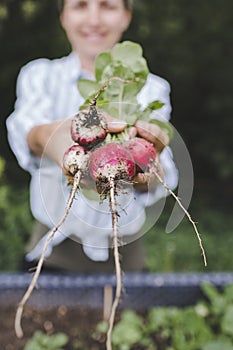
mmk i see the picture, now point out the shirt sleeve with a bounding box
[138,73,172,122]
[6,59,54,173]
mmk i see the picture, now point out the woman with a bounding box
[6,0,178,272]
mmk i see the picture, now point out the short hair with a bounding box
[58,0,133,12]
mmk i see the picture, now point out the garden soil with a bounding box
[0,305,107,350]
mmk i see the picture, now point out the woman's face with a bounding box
[60,0,131,63]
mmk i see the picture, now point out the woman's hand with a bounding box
[27,114,167,191]
[128,119,168,190]
[128,120,169,152]
[27,114,127,171]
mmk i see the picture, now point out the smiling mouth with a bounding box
[83,32,106,41]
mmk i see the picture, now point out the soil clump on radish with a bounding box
[71,105,107,150]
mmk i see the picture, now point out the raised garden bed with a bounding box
[1,272,233,309]
[1,272,233,350]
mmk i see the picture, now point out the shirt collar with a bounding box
[63,52,93,81]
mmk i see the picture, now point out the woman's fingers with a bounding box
[135,120,169,152]
[104,114,127,133]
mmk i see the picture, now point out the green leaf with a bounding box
[201,283,220,300]
[121,309,144,327]
[95,320,109,334]
[49,333,69,348]
[96,99,110,109]
[101,61,135,82]
[24,331,68,350]
[202,342,233,350]
[201,283,227,315]
[224,285,233,303]
[112,41,143,62]
[77,79,100,100]
[122,81,143,102]
[144,100,165,111]
[221,305,233,336]
[111,310,144,347]
[111,41,149,79]
[95,51,112,81]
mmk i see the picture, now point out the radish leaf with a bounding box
[78,41,173,138]
[95,51,112,81]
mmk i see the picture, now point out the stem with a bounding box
[91,76,141,107]
[151,165,207,267]
[15,171,81,338]
[106,177,122,350]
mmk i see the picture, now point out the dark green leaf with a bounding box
[144,100,165,111]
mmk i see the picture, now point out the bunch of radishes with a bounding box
[62,98,160,350]
[63,100,157,194]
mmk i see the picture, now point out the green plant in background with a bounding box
[0,156,34,270]
[144,196,233,272]
[23,331,68,350]
[95,283,233,350]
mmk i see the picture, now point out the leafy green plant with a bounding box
[23,330,68,350]
[94,283,233,350]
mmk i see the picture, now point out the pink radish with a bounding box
[63,144,89,177]
[71,105,107,150]
[89,142,136,195]
[124,137,156,172]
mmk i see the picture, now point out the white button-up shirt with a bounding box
[6,53,178,261]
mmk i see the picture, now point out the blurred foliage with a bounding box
[144,194,233,272]
[0,0,232,270]
[126,0,233,205]
[95,283,233,350]
[0,157,33,270]
[24,330,68,350]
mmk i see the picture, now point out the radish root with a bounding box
[106,176,122,350]
[14,171,81,338]
[151,163,207,267]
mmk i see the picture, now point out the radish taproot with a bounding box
[125,137,207,268]
[88,142,136,349]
